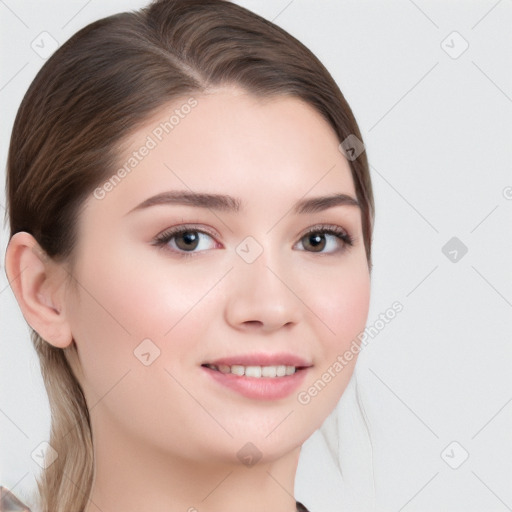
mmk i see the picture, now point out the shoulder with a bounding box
[0,485,33,511]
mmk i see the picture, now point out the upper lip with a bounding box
[202,353,312,368]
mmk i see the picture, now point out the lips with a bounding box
[199,352,313,400]
[201,359,311,400]
[202,353,312,368]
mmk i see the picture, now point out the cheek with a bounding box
[68,249,222,383]
[305,257,371,354]
[66,252,211,440]
[292,258,370,430]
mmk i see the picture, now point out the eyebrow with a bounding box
[125,190,360,216]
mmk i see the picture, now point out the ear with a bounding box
[4,232,74,349]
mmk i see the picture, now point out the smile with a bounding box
[202,363,302,378]
[200,363,311,400]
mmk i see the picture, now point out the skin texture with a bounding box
[5,87,371,512]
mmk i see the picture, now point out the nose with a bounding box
[224,247,302,333]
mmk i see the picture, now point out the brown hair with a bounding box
[5,1,374,510]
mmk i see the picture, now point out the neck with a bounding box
[83,412,301,512]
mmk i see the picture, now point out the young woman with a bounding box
[4,1,374,511]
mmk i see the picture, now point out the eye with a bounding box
[152,223,354,258]
[152,225,219,256]
[295,225,354,254]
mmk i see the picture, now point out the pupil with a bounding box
[178,231,198,250]
[308,233,325,251]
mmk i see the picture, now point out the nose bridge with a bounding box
[224,235,301,330]
[238,237,282,291]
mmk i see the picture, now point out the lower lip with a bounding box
[201,366,310,400]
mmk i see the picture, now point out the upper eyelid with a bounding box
[154,224,219,241]
[155,222,350,237]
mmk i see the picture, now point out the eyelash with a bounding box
[152,224,355,258]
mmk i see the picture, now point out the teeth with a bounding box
[218,364,231,374]
[245,366,261,378]
[231,365,245,376]
[205,364,297,377]
[276,365,287,377]
[261,366,276,377]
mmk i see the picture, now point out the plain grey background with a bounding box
[1,1,511,511]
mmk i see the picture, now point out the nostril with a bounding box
[244,320,263,326]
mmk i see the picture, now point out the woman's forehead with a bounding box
[118,91,350,183]
[84,91,356,224]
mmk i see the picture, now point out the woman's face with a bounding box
[64,87,371,465]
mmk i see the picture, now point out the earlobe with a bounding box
[5,231,74,349]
